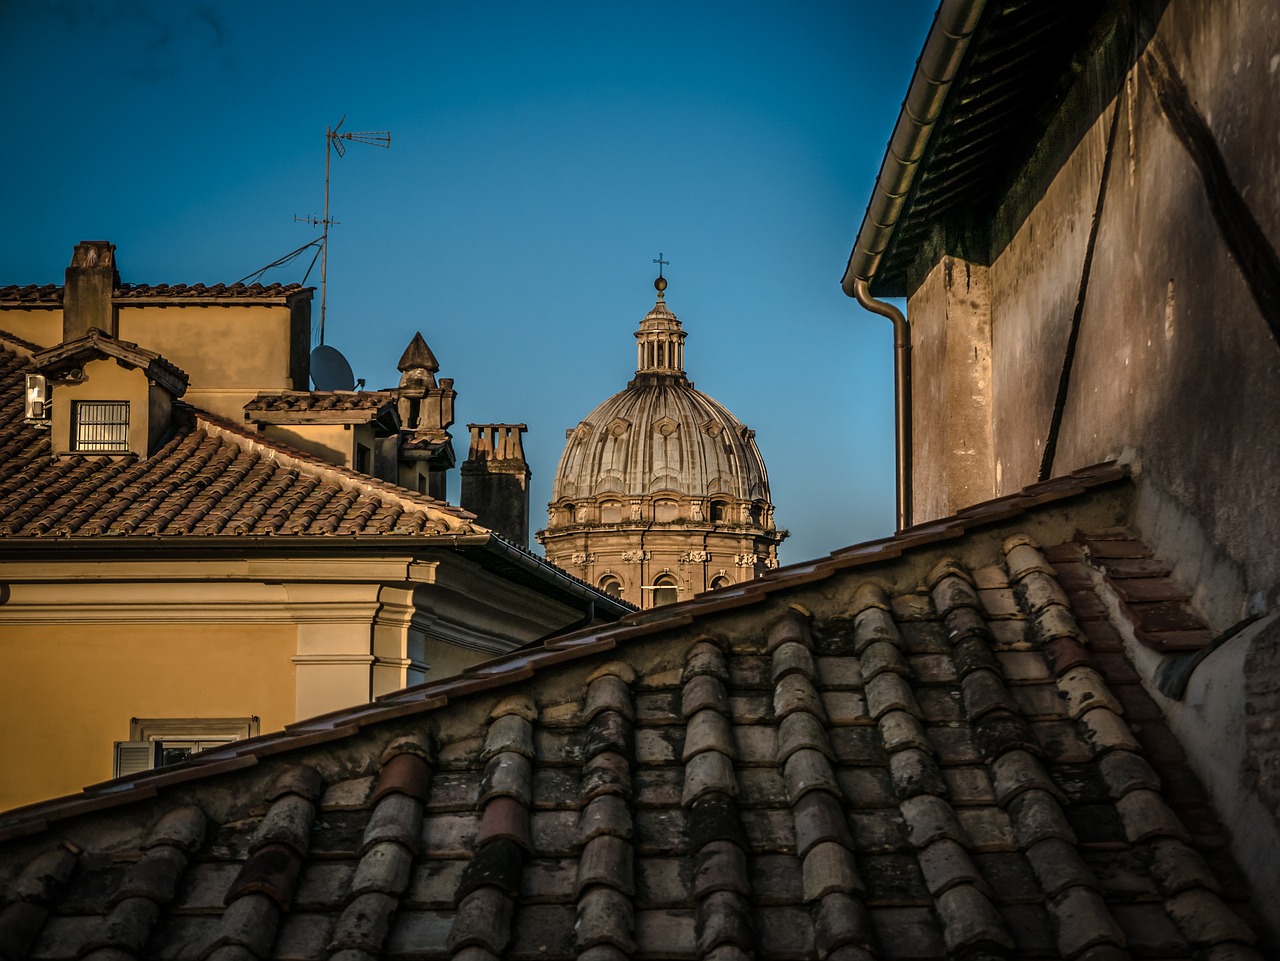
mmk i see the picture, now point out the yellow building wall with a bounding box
[0,308,59,348]
[117,305,295,392]
[261,422,369,470]
[0,622,295,812]
[0,302,302,422]
[118,304,299,421]
[48,359,154,456]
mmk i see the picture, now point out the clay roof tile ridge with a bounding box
[195,412,477,533]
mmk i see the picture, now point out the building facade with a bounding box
[2,4,1280,951]
[843,0,1280,936]
[0,242,626,811]
[538,275,785,607]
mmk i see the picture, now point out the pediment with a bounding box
[653,416,679,437]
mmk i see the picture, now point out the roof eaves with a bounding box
[0,328,43,355]
[31,329,190,396]
[462,534,636,619]
[842,0,990,297]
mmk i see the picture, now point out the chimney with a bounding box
[461,424,531,547]
[395,332,456,500]
[63,241,119,342]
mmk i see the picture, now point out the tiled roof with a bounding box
[0,336,472,538]
[0,282,309,305]
[244,390,398,415]
[0,463,1266,959]
[0,285,62,305]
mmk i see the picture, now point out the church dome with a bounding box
[551,286,771,505]
[538,273,785,609]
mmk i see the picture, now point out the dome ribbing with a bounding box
[537,277,785,609]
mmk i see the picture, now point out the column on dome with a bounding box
[632,275,688,379]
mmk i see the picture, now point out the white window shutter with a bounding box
[114,741,158,777]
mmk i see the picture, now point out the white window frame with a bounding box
[113,716,259,777]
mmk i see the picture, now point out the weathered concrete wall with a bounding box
[909,260,949,522]
[951,0,1280,605]
[909,3,1280,930]
[986,97,1104,498]
[910,257,995,519]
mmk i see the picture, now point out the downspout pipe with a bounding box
[852,280,912,530]
[841,0,985,532]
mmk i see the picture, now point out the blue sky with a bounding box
[2,1,936,563]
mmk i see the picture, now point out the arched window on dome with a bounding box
[600,500,623,523]
[650,574,679,607]
[599,575,623,599]
[710,499,731,523]
[563,503,577,525]
[655,499,678,522]
[709,574,732,591]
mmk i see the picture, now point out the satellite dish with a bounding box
[310,344,356,391]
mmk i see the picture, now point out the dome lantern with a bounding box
[633,273,688,384]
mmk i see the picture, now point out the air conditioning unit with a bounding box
[24,373,50,426]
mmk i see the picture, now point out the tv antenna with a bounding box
[294,115,391,344]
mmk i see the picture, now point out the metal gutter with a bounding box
[841,0,988,295]
[842,0,987,531]
[468,533,636,620]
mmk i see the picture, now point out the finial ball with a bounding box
[654,275,668,293]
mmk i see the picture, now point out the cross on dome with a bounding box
[652,253,670,298]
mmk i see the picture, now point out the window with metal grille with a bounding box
[73,401,129,451]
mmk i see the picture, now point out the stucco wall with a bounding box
[49,359,151,456]
[0,308,57,347]
[0,623,295,811]
[259,422,367,470]
[118,304,298,420]
[0,301,304,423]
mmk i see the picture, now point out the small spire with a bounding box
[397,331,439,373]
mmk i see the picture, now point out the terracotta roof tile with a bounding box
[0,282,309,307]
[244,389,398,414]
[0,464,1268,958]
[0,342,476,543]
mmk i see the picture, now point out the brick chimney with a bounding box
[461,424,531,547]
[63,241,120,343]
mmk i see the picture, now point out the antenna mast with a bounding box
[295,115,391,344]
